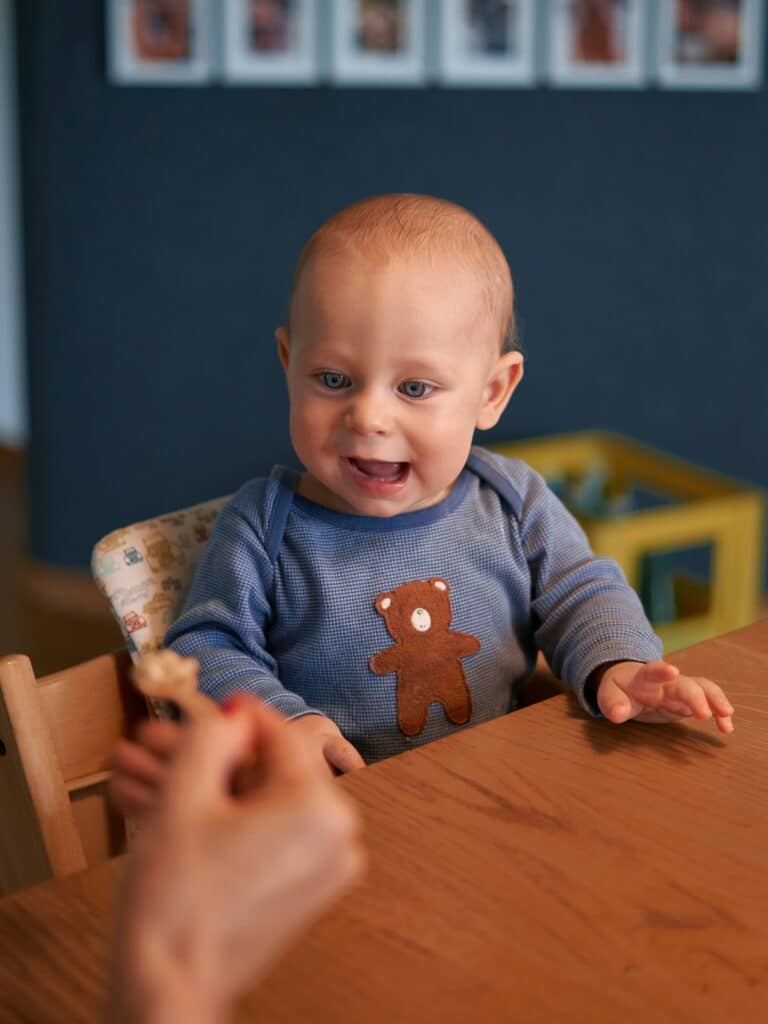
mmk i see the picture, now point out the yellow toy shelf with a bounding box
[489,432,766,652]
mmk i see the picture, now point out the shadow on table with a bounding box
[562,691,728,762]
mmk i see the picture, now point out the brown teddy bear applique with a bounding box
[369,578,480,737]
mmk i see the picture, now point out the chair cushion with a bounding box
[91,496,229,661]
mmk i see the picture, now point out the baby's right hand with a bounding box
[109,710,365,818]
[289,714,366,777]
[109,717,182,817]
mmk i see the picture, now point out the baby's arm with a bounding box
[520,471,734,733]
[586,659,734,733]
[165,501,307,716]
[165,497,362,775]
[521,470,661,711]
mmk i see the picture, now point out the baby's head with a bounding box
[276,194,524,517]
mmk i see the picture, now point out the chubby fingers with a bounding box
[596,675,638,723]
[635,663,734,729]
[626,660,679,700]
[596,660,678,721]
[134,718,183,759]
[108,720,182,814]
[664,675,734,733]
[324,736,366,775]
[108,764,157,816]
[600,660,735,733]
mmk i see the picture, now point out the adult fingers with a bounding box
[324,736,366,775]
[161,700,265,815]
[224,803,365,995]
[298,798,365,898]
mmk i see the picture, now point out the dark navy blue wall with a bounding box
[16,2,768,568]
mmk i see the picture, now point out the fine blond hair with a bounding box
[289,194,518,353]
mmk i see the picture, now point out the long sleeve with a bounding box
[165,497,321,720]
[519,469,662,713]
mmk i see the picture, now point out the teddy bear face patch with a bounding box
[370,578,480,737]
[410,606,431,632]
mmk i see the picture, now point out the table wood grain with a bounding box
[0,622,766,1023]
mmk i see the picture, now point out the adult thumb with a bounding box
[163,702,261,814]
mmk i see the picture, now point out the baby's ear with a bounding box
[275,327,290,372]
[375,593,393,615]
[476,351,524,430]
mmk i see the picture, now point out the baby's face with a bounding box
[277,251,521,517]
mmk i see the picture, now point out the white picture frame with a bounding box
[549,0,648,88]
[439,0,536,87]
[222,0,319,84]
[657,0,764,90]
[106,0,212,84]
[331,0,427,86]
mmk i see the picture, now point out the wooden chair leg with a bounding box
[0,654,87,892]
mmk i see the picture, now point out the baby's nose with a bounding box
[344,391,392,436]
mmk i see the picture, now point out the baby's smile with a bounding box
[342,456,411,495]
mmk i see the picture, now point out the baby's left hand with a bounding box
[595,660,734,734]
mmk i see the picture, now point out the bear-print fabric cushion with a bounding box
[91,496,229,661]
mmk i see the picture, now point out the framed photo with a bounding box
[222,0,319,84]
[106,0,212,84]
[331,0,427,86]
[549,0,648,88]
[657,0,764,89]
[439,0,536,86]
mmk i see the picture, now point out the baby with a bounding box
[114,194,734,797]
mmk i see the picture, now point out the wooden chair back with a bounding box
[0,648,145,894]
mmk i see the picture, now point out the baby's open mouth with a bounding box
[345,458,410,483]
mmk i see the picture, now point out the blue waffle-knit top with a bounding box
[166,446,662,763]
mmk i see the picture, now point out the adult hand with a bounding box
[112,696,364,1024]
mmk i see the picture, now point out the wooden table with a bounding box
[0,621,766,1023]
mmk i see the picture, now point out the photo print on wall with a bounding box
[657,0,764,88]
[548,0,648,87]
[222,0,319,84]
[107,0,213,83]
[439,0,537,86]
[330,0,427,85]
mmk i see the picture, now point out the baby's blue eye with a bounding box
[319,372,349,390]
[399,380,433,399]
